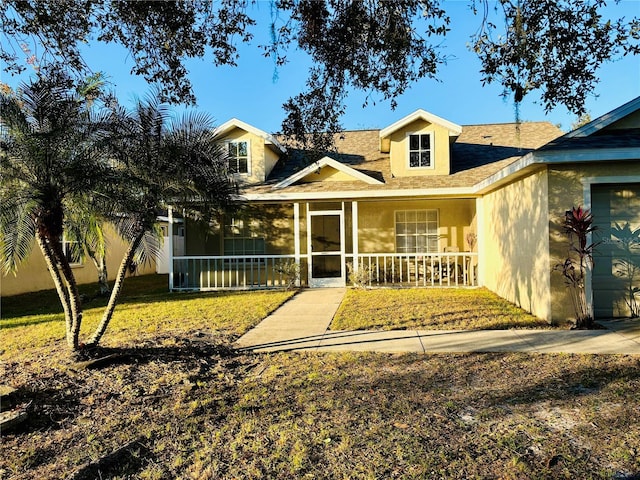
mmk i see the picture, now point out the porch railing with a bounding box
[171,252,478,291]
[172,255,300,291]
[352,253,478,287]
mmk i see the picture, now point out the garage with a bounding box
[591,183,640,318]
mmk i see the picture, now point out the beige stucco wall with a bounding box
[547,162,640,321]
[301,167,355,183]
[480,169,552,321]
[357,199,476,253]
[389,119,451,177]
[186,204,296,256]
[1,225,156,297]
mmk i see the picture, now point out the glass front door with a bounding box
[309,212,344,287]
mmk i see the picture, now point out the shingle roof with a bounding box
[538,128,640,151]
[241,122,563,196]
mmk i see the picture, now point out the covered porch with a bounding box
[169,198,479,290]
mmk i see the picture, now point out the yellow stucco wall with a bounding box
[357,199,475,253]
[480,169,552,321]
[1,225,156,297]
[264,146,280,178]
[389,119,451,177]
[186,204,296,256]
[547,162,640,321]
[301,167,356,183]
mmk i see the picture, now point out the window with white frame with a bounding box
[223,217,265,255]
[408,133,433,168]
[395,210,439,253]
[60,235,83,265]
[227,141,250,174]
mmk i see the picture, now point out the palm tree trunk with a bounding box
[88,231,145,346]
[89,249,111,295]
[35,232,75,347]
[49,237,84,348]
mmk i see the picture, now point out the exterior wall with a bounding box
[608,110,640,130]
[185,204,297,256]
[301,167,355,183]
[357,199,476,253]
[481,169,552,321]
[222,127,269,184]
[389,119,451,177]
[1,224,156,297]
[264,146,280,178]
[547,162,640,321]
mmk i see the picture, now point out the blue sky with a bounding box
[4,0,640,133]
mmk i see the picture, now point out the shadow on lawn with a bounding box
[1,287,267,326]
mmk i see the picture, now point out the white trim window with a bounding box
[408,132,433,169]
[395,210,439,253]
[223,217,265,255]
[227,140,250,175]
[60,235,83,265]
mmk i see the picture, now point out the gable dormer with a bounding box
[214,119,286,185]
[379,109,462,177]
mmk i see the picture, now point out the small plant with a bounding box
[347,262,371,289]
[274,260,300,291]
[554,206,599,329]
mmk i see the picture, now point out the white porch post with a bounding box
[294,202,301,286]
[352,201,359,272]
[475,197,483,287]
[168,206,174,290]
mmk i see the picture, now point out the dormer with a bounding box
[214,119,286,184]
[379,109,462,177]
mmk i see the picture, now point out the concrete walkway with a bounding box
[234,289,640,355]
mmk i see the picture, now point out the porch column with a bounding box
[352,201,359,272]
[475,197,483,287]
[168,206,174,290]
[294,202,301,286]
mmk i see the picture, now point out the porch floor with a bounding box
[234,290,640,355]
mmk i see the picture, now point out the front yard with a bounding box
[1,276,638,479]
[332,287,568,331]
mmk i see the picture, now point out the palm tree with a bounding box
[0,70,112,349]
[87,93,235,346]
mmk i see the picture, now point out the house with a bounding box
[170,97,640,323]
[1,223,157,297]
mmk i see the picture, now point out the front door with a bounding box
[308,210,345,287]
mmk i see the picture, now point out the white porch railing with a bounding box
[171,252,478,291]
[352,253,478,287]
[172,255,299,291]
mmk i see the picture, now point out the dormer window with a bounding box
[408,133,433,168]
[227,141,250,174]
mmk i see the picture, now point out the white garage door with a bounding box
[591,183,640,319]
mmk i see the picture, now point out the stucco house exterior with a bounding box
[168,97,640,324]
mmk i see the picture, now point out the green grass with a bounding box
[0,274,295,357]
[1,280,638,479]
[332,287,567,331]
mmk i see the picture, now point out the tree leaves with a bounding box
[2,0,638,148]
[472,0,638,116]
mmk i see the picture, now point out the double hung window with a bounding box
[227,141,249,174]
[408,133,432,168]
[223,217,265,255]
[395,210,439,253]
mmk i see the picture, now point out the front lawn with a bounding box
[1,280,638,479]
[0,274,295,358]
[332,287,568,331]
